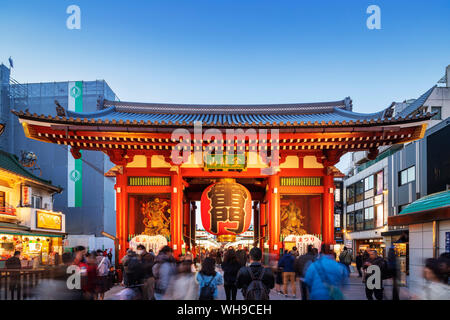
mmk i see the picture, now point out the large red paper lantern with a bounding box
[201,180,252,236]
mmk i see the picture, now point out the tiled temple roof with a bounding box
[12,87,435,128]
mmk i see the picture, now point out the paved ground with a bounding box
[105,266,411,300]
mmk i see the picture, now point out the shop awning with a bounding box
[0,222,65,238]
[388,190,450,226]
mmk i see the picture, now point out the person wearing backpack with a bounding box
[235,247,275,300]
[304,244,348,300]
[196,257,223,300]
[339,247,352,275]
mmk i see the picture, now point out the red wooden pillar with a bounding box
[259,202,266,251]
[128,196,136,237]
[171,171,183,259]
[322,172,335,245]
[183,200,190,251]
[268,174,281,257]
[115,172,128,260]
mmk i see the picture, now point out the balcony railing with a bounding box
[0,203,16,216]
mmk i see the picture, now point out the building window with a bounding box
[431,106,442,120]
[364,207,374,230]
[376,171,384,195]
[334,187,341,202]
[355,210,364,231]
[346,185,355,205]
[0,191,5,207]
[399,166,415,186]
[32,195,42,209]
[364,175,374,191]
[355,180,364,202]
[346,212,354,232]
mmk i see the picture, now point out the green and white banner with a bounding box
[68,81,83,207]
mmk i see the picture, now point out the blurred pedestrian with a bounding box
[414,258,450,300]
[294,244,316,300]
[278,249,296,298]
[236,247,274,300]
[196,257,223,300]
[387,246,399,300]
[304,244,348,300]
[96,249,111,300]
[152,246,176,300]
[339,246,352,275]
[85,252,99,300]
[164,260,199,299]
[363,249,385,300]
[236,245,247,267]
[356,251,363,277]
[137,244,155,300]
[6,251,21,297]
[221,248,241,300]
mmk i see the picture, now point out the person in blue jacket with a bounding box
[304,244,348,300]
[278,249,296,298]
[196,257,223,300]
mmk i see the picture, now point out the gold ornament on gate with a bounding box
[141,197,170,238]
[280,202,306,236]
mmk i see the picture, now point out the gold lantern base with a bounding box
[217,234,236,243]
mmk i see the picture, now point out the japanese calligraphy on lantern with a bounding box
[201,180,252,235]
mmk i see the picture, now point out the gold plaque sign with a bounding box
[36,211,62,231]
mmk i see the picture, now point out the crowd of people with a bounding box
[6,243,449,300]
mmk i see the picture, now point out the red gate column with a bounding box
[115,173,128,260]
[171,172,183,259]
[268,174,281,257]
[322,172,335,244]
[183,200,190,251]
[259,202,266,251]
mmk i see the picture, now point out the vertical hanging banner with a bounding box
[67,81,83,207]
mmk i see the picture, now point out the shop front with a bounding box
[0,208,66,268]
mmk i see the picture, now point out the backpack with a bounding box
[244,267,269,300]
[199,274,216,300]
[343,251,352,265]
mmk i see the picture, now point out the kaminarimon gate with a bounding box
[13,90,433,261]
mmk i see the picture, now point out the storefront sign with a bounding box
[22,185,31,206]
[36,211,62,230]
[201,180,252,235]
[345,239,353,248]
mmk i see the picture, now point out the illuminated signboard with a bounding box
[128,176,171,186]
[36,211,62,231]
[280,177,323,186]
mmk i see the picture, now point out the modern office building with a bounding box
[342,65,450,283]
[0,63,118,254]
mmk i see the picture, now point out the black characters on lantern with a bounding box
[207,182,248,234]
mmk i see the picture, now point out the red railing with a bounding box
[0,204,16,216]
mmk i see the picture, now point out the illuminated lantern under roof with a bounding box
[201,179,252,236]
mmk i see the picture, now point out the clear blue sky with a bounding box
[1,0,449,175]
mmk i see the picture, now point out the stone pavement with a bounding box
[105,267,412,300]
